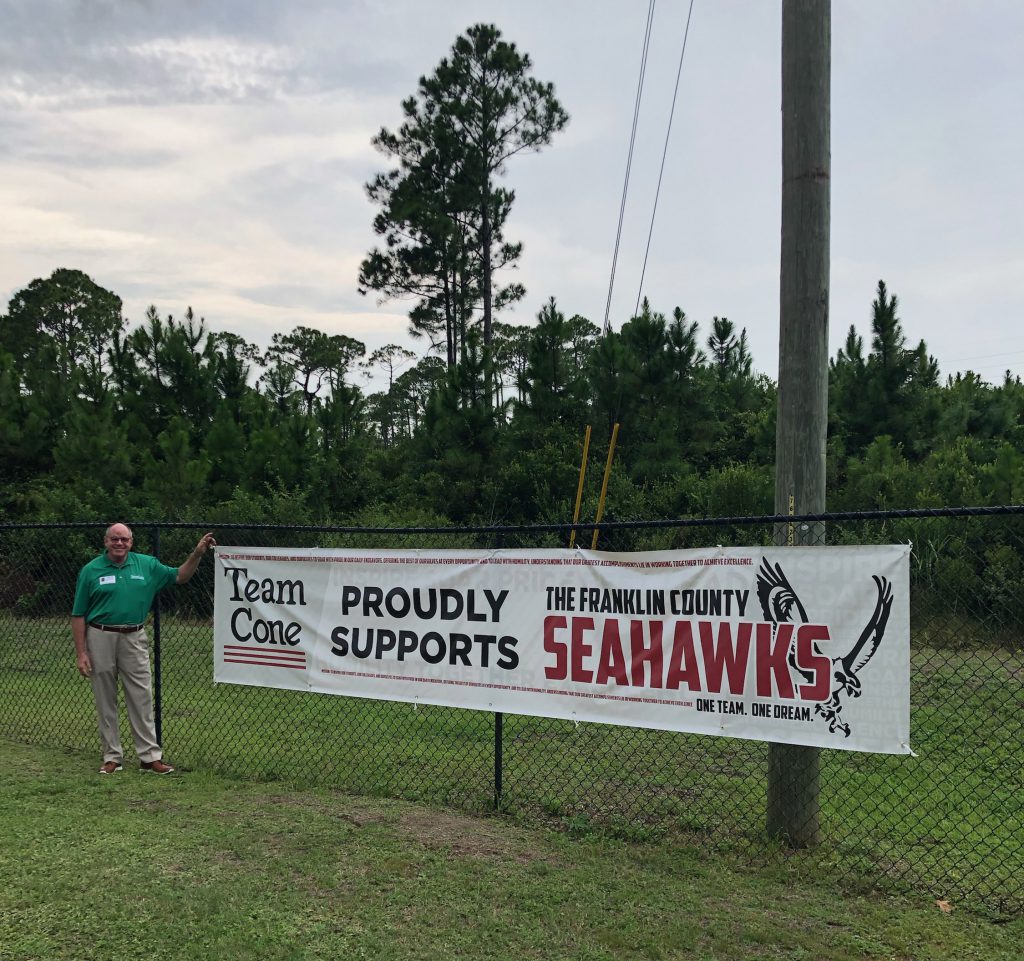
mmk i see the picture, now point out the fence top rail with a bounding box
[2,504,1022,537]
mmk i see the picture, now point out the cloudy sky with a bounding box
[2,0,1022,392]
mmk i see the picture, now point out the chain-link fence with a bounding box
[1,508,1021,915]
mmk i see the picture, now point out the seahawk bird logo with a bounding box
[756,558,893,738]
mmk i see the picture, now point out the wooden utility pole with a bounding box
[768,0,831,847]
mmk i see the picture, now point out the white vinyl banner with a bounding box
[213,545,911,754]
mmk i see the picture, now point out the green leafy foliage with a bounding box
[3,263,1022,535]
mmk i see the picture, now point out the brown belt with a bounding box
[88,622,145,633]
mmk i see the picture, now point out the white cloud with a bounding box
[121,36,298,101]
[1,0,1022,393]
[1,200,153,254]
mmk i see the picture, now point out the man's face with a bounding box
[104,525,133,563]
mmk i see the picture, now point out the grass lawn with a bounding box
[1,737,1020,961]
[1,617,1020,917]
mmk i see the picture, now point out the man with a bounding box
[71,523,216,774]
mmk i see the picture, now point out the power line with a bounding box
[603,0,657,335]
[945,348,1024,363]
[635,0,696,320]
[947,360,1024,375]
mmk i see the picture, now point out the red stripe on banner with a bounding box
[224,656,306,670]
[317,667,694,708]
[217,552,753,570]
[223,645,305,660]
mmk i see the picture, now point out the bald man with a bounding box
[71,524,215,774]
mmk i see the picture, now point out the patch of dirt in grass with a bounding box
[208,849,246,868]
[246,793,395,828]
[124,798,188,813]
[335,804,393,828]
[398,809,553,864]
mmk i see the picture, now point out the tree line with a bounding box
[2,265,1022,533]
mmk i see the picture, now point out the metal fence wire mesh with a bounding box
[0,509,1021,915]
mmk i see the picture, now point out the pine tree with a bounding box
[360,23,568,396]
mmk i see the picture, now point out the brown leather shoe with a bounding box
[99,760,123,774]
[140,758,175,774]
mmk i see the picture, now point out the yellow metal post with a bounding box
[591,423,620,550]
[569,426,592,548]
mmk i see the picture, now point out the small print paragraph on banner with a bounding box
[213,545,911,754]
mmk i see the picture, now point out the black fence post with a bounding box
[494,529,506,809]
[494,711,504,809]
[152,525,162,745]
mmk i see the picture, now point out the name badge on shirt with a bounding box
[99,575,116,585]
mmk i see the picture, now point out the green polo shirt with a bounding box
[72,552,179,625]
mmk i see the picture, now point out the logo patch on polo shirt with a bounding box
[130,575,146,581]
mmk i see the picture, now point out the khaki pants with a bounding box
[86,626,161,764]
